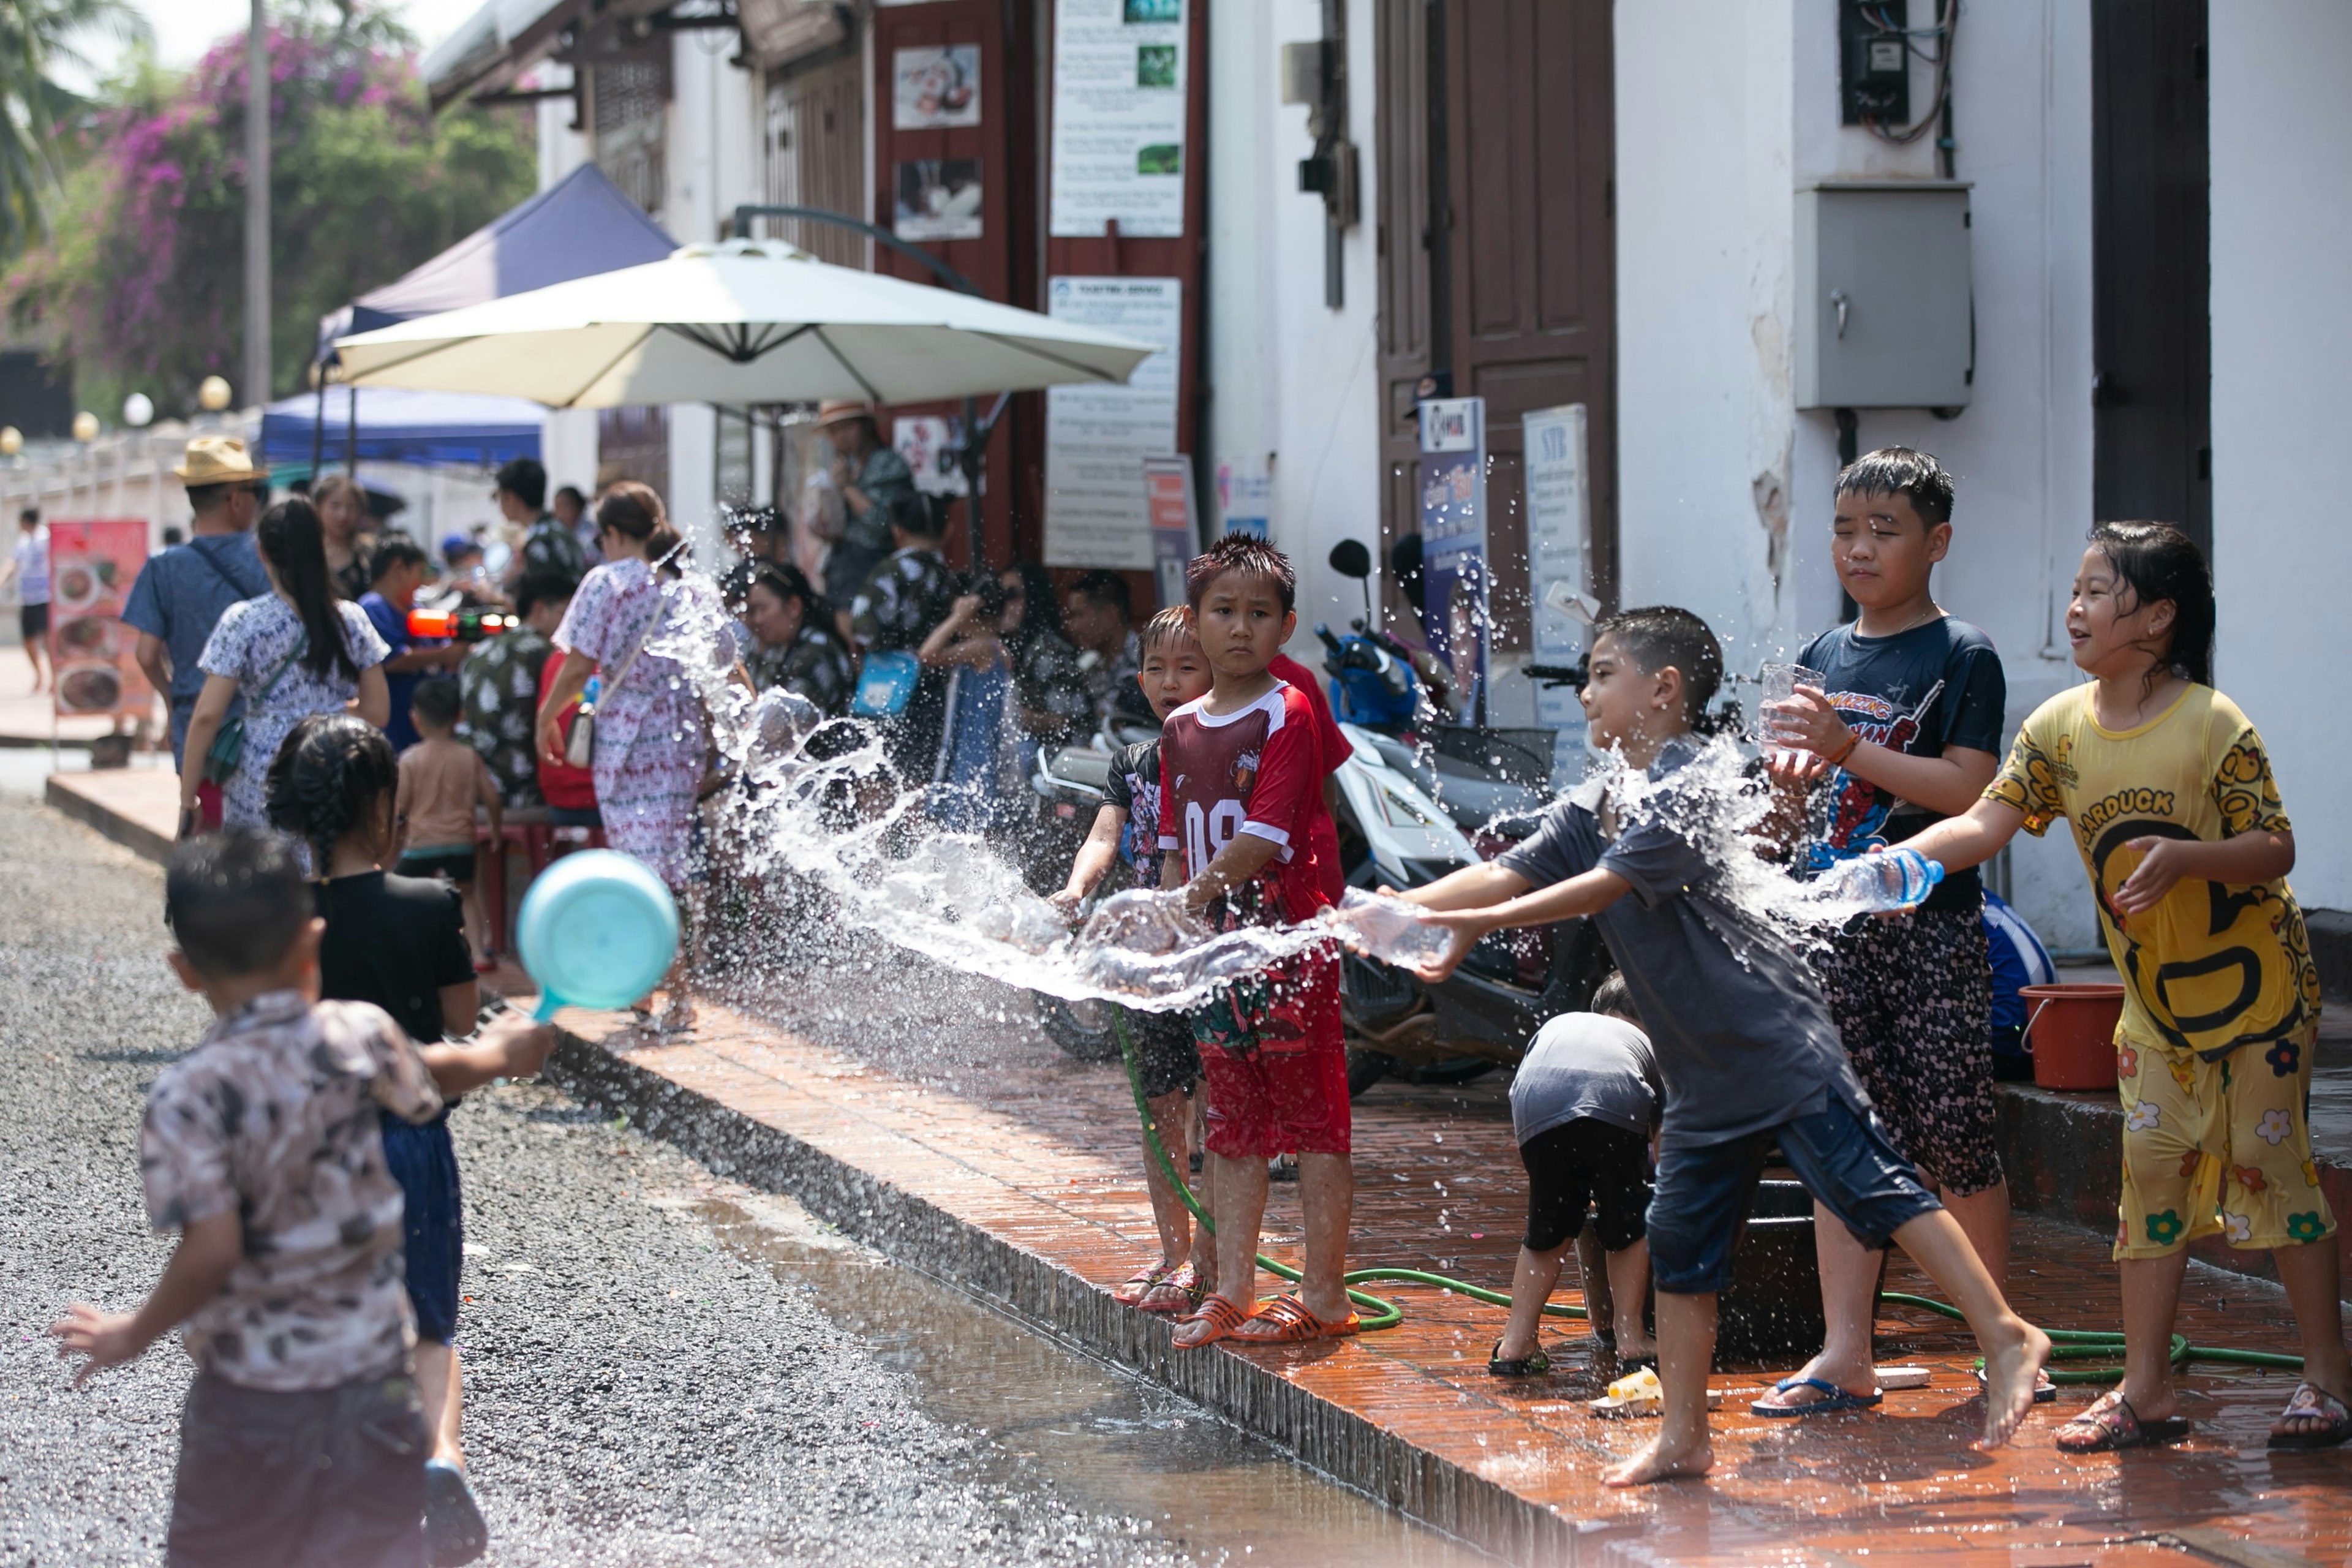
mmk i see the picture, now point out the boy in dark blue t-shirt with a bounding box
[1389,606,2048,1487]
[1756,447,2022,1415]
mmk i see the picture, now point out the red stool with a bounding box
[475,816,555,957]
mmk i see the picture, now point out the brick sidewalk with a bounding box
[538,992,2351,1566]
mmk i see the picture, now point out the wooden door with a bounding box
[2092,0,2210,554]
[761,55,867,269]
[1376,0,1615,647]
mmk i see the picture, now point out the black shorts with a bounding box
[19,601,47,639]
[1815,902,2002,1195]
[1520,1117,1652,1253]
[394,849,476,884]
[168,1369,427,1568]
[1131,1006,1202,1099]
[381,1110,462,1344]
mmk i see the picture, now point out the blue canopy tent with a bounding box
[260,386,548,471]
[309,164,677,471]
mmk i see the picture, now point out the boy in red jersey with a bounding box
[1159,537,1356,1348]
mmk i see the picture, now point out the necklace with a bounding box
[1866,602,1945,638]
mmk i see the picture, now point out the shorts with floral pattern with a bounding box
[1814,902,2003,1196]
[2116,1026,2333,1259]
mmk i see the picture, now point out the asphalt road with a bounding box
[0,797,1189,1567]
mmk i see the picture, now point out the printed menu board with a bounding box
[47,519,154,720]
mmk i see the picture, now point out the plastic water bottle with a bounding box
[1328,887,1455,968]
[1822,848,1945,911]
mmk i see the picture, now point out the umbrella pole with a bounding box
[345,383,359,482]
[311,359,326,477]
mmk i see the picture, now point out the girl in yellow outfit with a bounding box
[1901,521,2348,1454]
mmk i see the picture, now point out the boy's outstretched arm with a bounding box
[1894,796,2026,875]
[1054,804,1127,913]
[1412,867,1633,984]
[1394,861,1532,912]
[51,1208,241,1386]
[1180,832,1284,916]
[418,1012,556,1098]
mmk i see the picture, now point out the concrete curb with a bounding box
[541,1027,1588,1562]
[45,772,172,862]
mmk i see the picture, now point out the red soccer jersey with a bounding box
[1268,652,1351,900]
[1158,680,1335,926]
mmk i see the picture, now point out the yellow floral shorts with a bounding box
[2115,1027,2333,1261]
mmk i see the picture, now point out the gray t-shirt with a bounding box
[1496,737,1868,1151]
[1510,1013,1661,1144]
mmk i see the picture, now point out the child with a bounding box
[1755,447,2021,1415]
[1158,537,1356,1348]
[268,712,556,1561]
[1054,607,1217,1314]
[1392,606,2048,1485]
[359,534,464,752]
[398,677,503,965]
[1897,522,2351,1452]
[48,830,545,1566]
[1491,972,1659,1376]
[917,572,1020,834]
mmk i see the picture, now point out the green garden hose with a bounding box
[1115,1009,2309,1382]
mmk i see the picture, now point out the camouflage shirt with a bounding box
[748,623,858,716]
[519,515,588,582]
[1012,630,1093,745]
[1080,630,1144,729]
[140,993,442,1391]
[850,546,956,653]
[459,627,553,807]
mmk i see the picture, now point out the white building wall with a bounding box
[535,74,599,501]
[2209,2,2352,915]
[1205,0,1382,652]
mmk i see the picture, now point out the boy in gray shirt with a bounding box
[1493,973,1660,1378]
[1384,606,2048,1488]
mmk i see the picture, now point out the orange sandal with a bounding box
[1111,1263,1170,1306]
[1171,1294,1254,1349]
[1228,1294,1362,1345]
[1137,1262,1207,1314]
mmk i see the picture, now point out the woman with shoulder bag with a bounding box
[179,497,391,837]
[535,482,736,1034]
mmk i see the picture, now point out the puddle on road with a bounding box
[680,1191,1495,1567]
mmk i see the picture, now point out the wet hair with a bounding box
[1590,971,1638,1024]
[265,713,399,873]
[2088,521,2214,688]
[1834,446,1954,527]
[496,457,548,511]
[1000,560,1065,649]
[165,827,312,978]
[1591,606,1724,726]
[256,498,361,683]
[410,677,461,730]
[367,533,428,584]
[1185,534,1297,614]
[1068,569,1133,624]
[888,489,944,542]
[1140,605,1200,657]
[516,572,577,622]
[595,481,687,578]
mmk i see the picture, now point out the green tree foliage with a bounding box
[0,0,148,260]
[7,3,535,417]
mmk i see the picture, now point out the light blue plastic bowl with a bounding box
[514,850,680,1020]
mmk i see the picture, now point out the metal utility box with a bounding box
[1795,181,1973,410]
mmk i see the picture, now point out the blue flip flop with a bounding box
[1751,1376,1883,1418]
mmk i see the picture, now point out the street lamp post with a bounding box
[244,1,271,412]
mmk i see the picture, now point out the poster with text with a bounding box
[1044,276,1182,568]
[1049,0,1186,238]
[47,519,154,720]
[1214,453,1271,539]
[894,159,983,241]
[1418,398,1488,725]
[892,44,980,129]
[1522,403,1591,767]
[1143,454,1197,607]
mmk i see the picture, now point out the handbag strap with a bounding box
[597,582,666,700]
[255,633,307,704]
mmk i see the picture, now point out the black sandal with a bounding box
[1487,1339,1552,1378]
[2269,1382,2352,1450]
[2054,1390,2190,1454]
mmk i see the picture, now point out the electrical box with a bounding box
[1840,0,1912,126]
[1795,181,1972,411]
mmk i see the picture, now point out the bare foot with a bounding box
[1603,1431,1713,1488]
[1975,1319,2054,1450]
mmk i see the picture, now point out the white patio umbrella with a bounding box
[333,238,1155,407]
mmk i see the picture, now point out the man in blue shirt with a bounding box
[124,439,273,826]
[357,535,460,750]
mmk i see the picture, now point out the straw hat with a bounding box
[173,435,269,485]
[813,399,878,429]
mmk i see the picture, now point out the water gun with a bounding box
[407,606,519,643]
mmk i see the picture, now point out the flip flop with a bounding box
[1110,1262,1170,1307]
[1171,1294,1253,1349]
[1974,1363,2058,1403]
[1137,1262,1207,1315]
[1227,1294,1361,1345]
[1487,1338,1552,1378]
[2054,1390,2190,1454]
[1751,1376,1883,1418]
[2268,1381,2352,1450]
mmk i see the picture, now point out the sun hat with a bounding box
[172,435,269,484]
[813,399,878,428]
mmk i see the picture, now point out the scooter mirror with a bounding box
[1328,540,1373,579]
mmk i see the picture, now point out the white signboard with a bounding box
[1215,453,1272,539]
[1049,0,1186,238]
[1044,275,1182,568]
[1523,402,1593,761]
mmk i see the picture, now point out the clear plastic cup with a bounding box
[1759,662,1826,756]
